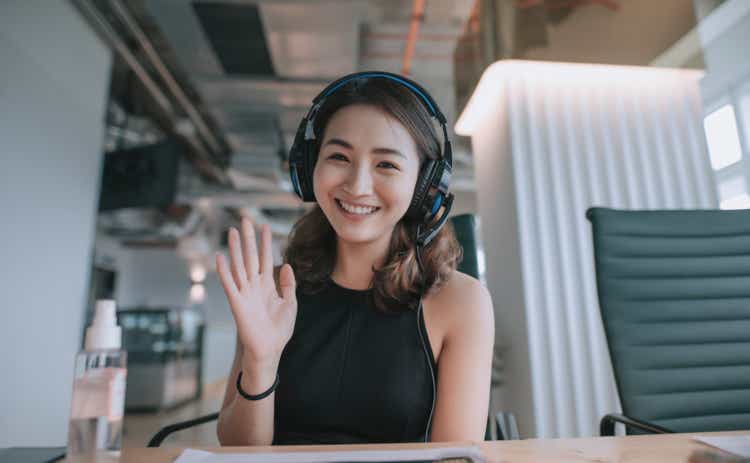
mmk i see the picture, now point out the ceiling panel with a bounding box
[145,0,223,76]
[193,2,275,75]
[259,1,362,78]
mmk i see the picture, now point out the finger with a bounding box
[259,223,274,276]
[241,217,259,278]
[217,254,248,330]
[279,264,297,304]
[215,252,239,302]
[228,227,248,289]
[276,264,298,326]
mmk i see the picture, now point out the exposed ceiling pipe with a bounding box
[402,0,426,75]
[71,0,174,116]
[364,52,454,61]
[71,0,229,184]
[367,32,460,41]
[108,0,224,156]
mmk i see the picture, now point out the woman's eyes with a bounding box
[325,154,399,170]
[377,161,399,170]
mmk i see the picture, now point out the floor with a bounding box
[122,378,226,449]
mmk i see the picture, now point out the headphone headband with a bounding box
[313,72,446,124]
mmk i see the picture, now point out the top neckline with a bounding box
[327,276,373,296]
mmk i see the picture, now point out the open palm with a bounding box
[216,218,297,366]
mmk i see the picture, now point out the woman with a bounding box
[215,72,494,445]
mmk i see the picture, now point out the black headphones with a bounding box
[288,71,454,247]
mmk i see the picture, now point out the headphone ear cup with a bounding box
[302,128,317,202]
[289,119,316,202]
[407,159,437,221]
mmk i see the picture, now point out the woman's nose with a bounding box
[345,163,374,195]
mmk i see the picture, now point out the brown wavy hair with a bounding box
[283,76,462,312]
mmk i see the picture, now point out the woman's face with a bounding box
[313,104,421,246]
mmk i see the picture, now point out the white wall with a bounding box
[0,0,112,446]
[469,86,536,438]
[457,61,714,438]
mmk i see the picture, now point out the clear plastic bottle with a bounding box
[66,300,127,462]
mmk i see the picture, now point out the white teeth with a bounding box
[338,199,378,215]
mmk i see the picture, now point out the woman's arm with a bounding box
[214,219,297,446]
[216,336,279,445]
[428,274,495,442]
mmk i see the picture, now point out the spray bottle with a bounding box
[66,299,127,461]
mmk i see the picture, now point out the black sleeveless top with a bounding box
[273,277,437,444]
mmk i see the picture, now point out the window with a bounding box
[704,105,742,170]
[720,194,750,209]
[739,85,750,146]
[704,95,750,209]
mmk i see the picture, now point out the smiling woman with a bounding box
[215,73,494,447]
[287,77,459,309]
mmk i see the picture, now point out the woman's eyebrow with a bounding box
[323,138,406,159]
[372,147,406,159]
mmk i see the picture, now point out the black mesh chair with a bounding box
[147,412,219,447]
[587,207,750,436]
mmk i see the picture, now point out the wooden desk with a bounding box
[66,431,750,463]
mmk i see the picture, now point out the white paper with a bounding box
[174,445,485,463]
[694,435,750,458]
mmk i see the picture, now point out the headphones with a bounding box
[288,71,454,247]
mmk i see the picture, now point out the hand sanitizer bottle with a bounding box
[66,300,127,462]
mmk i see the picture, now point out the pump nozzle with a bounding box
[85,299,122,350]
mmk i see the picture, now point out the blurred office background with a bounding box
[1,0,749,448]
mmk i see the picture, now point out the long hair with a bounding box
[284,77,462,312]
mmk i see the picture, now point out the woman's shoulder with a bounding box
[424,271,494,336]
[426,270,489,307]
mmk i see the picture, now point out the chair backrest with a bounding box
[449,213,480,279]
[586,207,750,433]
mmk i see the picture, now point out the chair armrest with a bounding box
[599,413,674,436]
[147,412,220,447]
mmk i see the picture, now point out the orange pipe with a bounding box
[366,32,458,42]
[402,0,425,76]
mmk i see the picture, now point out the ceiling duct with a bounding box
[71,0,231,184]
[193,2,275,76]
[108,0,229,163]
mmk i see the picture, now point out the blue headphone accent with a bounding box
[431,193,443,216]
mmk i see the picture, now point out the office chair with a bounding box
[147,412,219,447]
[587,207,750,436]
[148,214,518,446]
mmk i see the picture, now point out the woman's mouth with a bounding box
[335,199,380,216]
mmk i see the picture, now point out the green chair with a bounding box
[587,207,750,435]
[450,213,481,280]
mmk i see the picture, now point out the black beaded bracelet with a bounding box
[236,371,279,401]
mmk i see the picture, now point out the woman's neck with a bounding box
[331,235,391,290]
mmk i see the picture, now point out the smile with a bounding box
[335,199,380,215]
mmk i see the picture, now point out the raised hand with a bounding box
[216,217,297,373]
